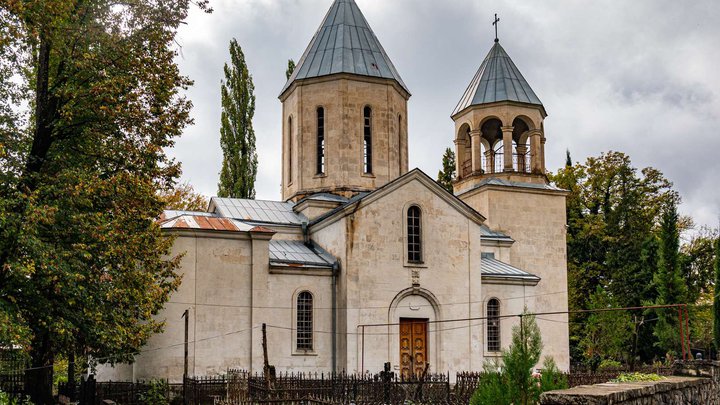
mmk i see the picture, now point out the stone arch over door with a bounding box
[387,288,441,375]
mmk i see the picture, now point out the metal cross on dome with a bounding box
[493,13,500,42]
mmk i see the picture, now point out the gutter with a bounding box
[331,261,340,372]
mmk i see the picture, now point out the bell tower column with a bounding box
[530,130,543,173]
[470,129,483,174]
[502,126,514,172]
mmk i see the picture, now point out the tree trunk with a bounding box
[26,333,54,405]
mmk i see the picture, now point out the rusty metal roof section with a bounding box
[269,240,336,269]
[280,0,409,96]
[209,198,308,226]
[453,41,543,116]
[481,255,540,282]
[159,212,260,232]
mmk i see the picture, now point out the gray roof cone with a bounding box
[280,0,409,96]
[453,41,543,116]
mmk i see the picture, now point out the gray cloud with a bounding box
[171,0,720,229]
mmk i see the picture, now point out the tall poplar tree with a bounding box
[437,148,456,193]
[714,233,720,357]
[653,201,687,355]
[286,59,296,80]
[218,39,258,199]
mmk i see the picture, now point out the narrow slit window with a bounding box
[297,291,313,351]
[487,299,500,352]
[288,116,293,183]
[363,106,372,174]
[407,206,422,262]
[317,108,325,175]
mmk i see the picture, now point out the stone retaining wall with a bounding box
[540,361,720,405]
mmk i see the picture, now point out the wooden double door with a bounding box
[399,318,428,379]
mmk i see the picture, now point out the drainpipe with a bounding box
[302,221,310,246]
[331,261,340,372]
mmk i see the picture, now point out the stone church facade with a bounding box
[98,0,569,383]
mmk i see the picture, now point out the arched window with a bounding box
[288,116,293,183]
[296,291,313,351]
[487,299,500,352]
[363,106,372,174]
[407,206,422,262]
[317,107,325,175]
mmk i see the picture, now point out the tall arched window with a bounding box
[407,206,422,262]
[487,298,500,352]
[296,291,313,351]
[363,106,373,174]
[288,116,293,183]
[317,107,325,175]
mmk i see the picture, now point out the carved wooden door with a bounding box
[399,318,428,379]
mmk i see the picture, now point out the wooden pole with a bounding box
[182,309,189,405]
[262,323,270,390]
[678,307,686,361]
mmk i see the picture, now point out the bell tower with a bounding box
[452,38,570,369]
[451,40,548,195]
[279,0,411,203]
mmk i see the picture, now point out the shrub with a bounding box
[538,357,568,393]
[598,359,622,371]
[139,380,169,405]
[611,372,663,383]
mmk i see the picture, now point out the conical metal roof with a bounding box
[452,41,542,116]
[280,0,409,96]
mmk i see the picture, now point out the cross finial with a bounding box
[493,13,500,42]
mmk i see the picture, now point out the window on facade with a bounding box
[317,107,325,175]
[363,106,372,174]
[487,298,500,352]
[288,116,293,183]
[297,291,313,351]
[407,206,422,262]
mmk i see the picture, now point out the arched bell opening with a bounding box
[455,123,472,179]
[512,117,531,173]
[480,118,503,174]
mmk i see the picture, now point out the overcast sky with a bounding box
[171,0,720,230]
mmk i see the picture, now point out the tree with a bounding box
[0,1,207,401]
[286,59,296,80]
[579,287,634,362]
[218,39,258,199]
[653,201,687,356]
[714,234,720,356]
[549,151,678,365]
[159,182,208,211]
[437,148,456,193]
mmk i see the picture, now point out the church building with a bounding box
[99,0,569,382]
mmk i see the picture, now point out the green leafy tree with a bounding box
[681,227,718,303]
[437,148,456,193]
[159,182,208,212]
[218,39,258,199]
[653,201,687,356]
[286,59,296,80]
[549,151,677,364]
[0,1,208,401]
[579,287,634,362]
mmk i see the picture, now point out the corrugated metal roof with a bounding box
[482,257,540,281]
[280,0,409,95]
[210,198,307,225]
[453,41,542,116]
[159,213,257,232]
[269,240,336,268]
[480,225,512,241]
[456,177,565,196]
[300,193,350,204]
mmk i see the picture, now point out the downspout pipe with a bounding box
[331,261,340,373]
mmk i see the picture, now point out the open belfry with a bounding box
[99,0,569,382]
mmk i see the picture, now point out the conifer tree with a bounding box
[714,234,720,356]
[653,201,687,356]
[286,59,296,80]
[218,39,258,199]
[437,148,456,193]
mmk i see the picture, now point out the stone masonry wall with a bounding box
[540,361,720,405]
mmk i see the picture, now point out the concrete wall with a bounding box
[461,185,570,370]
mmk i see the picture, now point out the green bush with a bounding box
[597,359,622,371]
[469,371,512,405]
[611,372,663,383]
[538,357,568,394]
[139,380,169,405]
[0,389,33,405]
